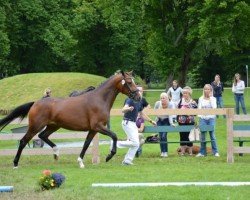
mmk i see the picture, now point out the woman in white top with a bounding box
[166,80,182,107]
[154,92,175,157]
[232,73,247,114]
[196,84,220,157]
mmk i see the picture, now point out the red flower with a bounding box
[42,169,52,176]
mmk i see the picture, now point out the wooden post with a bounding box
[227,108,234,163]
[92,133,100,164]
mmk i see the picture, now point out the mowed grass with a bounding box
[0,73,107,110]
[1,116,250,200]
[0,73,250,199]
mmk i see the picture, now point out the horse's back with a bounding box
[28,95,101,131]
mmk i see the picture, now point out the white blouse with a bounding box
[198,96,217,119]
[232,80,245,94]
[166,87,182,106]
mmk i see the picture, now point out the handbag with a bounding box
[189,125,201,141]
[145,134,159,143]
[177,115,195,124]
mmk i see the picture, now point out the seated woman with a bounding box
[135,112,145,157]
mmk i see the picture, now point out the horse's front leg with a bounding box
[78,130,97,168]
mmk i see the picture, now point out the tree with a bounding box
[140,0,250,87]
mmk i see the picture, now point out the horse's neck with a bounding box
[96,76,121,110]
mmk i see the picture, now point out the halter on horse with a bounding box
[0,71,140,168]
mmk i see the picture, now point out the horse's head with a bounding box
[117,71,141,101]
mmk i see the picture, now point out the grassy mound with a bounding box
[0,73,106,110]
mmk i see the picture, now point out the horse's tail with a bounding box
[0,102,35,131]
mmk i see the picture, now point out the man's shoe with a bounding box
[122,161,134,166]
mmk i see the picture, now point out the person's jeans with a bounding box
[157,118,170,153]
[234,94,247,115]
[199,118,219,155]
[215,96,226,118]
[216,96,224,108]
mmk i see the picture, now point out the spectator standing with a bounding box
[177,86,197,156]
[154,92,176,157]
[166,80,182,107]
[232,73,247,115]
[211,74,225,118]
[196,84,220,157]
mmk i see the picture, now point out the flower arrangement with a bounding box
[38,169,65,190]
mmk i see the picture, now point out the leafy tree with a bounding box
[141,0,250,87]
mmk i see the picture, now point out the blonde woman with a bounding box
[196,84,219,157]
[232,73,247,114]
[154,92,175,157]
[177,86,197,155]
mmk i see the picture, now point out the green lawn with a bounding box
[0,73,106,110]
[1,116,250,200]
[0,74,250,199]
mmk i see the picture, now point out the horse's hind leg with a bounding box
[77,130,97,168]
[13,129,37,168]
[95,125,117,162]
[38,125,60,160]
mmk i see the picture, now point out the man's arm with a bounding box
[140,111,156,126]
[122,104,134,113]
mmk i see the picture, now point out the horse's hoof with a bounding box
[53,146,59,160]
[106,154,112,162]
[54,154,59,160]
[77,157,85,169]
[13,166,18,169]
[106,151,116,162]
[79,165,85,169]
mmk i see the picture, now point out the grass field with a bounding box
[1,116,250,200]
[0,74,250,199]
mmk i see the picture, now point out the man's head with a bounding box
[137,86,143,97]
[172,80,178,88]
[215,74,220,82]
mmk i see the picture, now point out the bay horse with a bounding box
[0,71,141,168]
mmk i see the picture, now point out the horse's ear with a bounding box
[115,70,123,75]
[121,70,125,76]
[127,71,133,77]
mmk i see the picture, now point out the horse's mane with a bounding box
[97,70,126,89]
[69,71,123,97]
[69,86,96,97]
